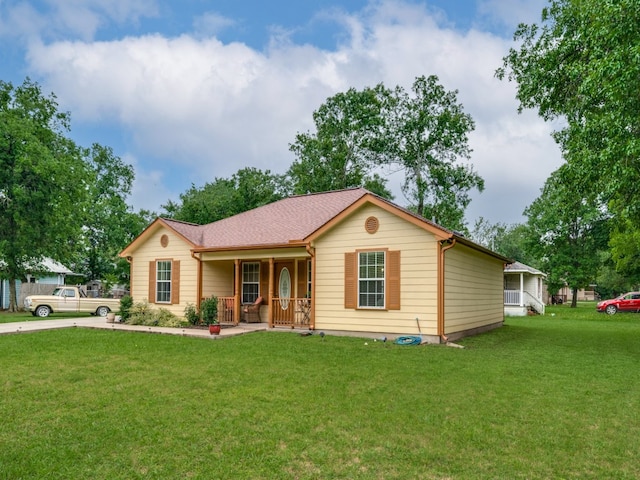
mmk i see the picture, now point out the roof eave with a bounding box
[192,242,307,254]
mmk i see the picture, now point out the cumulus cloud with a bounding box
[193,12,237,38]
[24,0,562,224]
[0,0,158,41]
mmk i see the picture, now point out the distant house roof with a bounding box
[121,188,512,262]
[0,257,75,275]
[504,261,546,277]
[39,258,75,275]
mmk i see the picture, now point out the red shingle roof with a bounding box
[164,188,370,249]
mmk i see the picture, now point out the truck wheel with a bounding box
[96,306,110,317]
[35,306,51,318]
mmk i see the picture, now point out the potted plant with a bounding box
[200,296,220,334]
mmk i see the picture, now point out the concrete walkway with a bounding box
[0,316,269,339]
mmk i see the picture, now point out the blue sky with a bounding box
[0,0,560,226]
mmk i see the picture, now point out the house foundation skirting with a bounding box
[443,321,504,343]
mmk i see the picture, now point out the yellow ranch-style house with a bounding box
[120,188,511,343]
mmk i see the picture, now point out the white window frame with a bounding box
[242,262,260,304]
[156,260,172,303]
[358,251,385,309]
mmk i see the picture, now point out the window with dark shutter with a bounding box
[344,252,357,308]
[344,250,401,310]
[171,260,180,304]
[387,250,401,310]
[148,261,156,303]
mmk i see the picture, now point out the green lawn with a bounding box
[0,311,93,323]
[1,303,639,479]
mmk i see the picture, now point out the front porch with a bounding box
[216,295,312,328]
[197,251,314,329]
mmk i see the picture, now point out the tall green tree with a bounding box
[497,0,640,257]
[288,85,392,198]
[289,76,482,231]
[387,75,482,231]
[525,165,610,307]
[79,143,136,282]
[0,78,88,310]
[164,167,289,224]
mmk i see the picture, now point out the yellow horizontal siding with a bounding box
[444,243,504,334]
[130,227,198,317]
[202,261,234,298]
[313,204,439,335]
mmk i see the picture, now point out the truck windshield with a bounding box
[51,288,76,298]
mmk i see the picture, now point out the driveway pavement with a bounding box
[0,316,268,338]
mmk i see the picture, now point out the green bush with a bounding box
[184,303,199,326]
[200,296,218,325]
[126,301,182,327]
[119,295,133,321]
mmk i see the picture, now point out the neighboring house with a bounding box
[0,258,75,309]
[551,286,599,304]
[504,261,546,316]
[120,188,511,343]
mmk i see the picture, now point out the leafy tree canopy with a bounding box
[498,0,640,264]
[524,164,610,307]
[470,218,538,267]
[287,85,393,199]
[0,79,89,310]
[163,167,289,224]
[288,76,482,231]
[0,79,140,309]
[387,75,482,232]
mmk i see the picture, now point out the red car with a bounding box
[596,292,640,315]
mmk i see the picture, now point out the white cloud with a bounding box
[193,12,237,38]
[25,0,562,224]
[0,0,159,41]
[477,0,547,30]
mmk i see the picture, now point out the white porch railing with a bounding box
[504,290,521,305]
[504,289,545,314]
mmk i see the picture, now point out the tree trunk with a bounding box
[571,286,578,308]
[8,277,18,312]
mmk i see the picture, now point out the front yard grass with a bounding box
[1,302,639,479]
[0,310,94,323]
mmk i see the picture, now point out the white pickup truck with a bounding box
[24,286,121,318]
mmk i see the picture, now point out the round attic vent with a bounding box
[160,234,169,248]
[365,216,379,234]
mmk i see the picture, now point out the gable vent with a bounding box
[365,216,379,234]
[160,234,169,248]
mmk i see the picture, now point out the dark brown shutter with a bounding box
[297,260,308,298]
[260,261,268,300]
[387,250,401,310]
[171,260,180,304]
[344,252,357,309]
[148,261,156,303]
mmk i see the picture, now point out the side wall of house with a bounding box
[444,243,504,334]
[129,227,198,317]
[313,203,439,335]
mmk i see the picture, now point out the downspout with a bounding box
[306,245,316,330]
[191,251,203,309]
[125,256,133,298]
[438,238,457,343]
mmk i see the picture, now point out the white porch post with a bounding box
[519,273,524,307]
